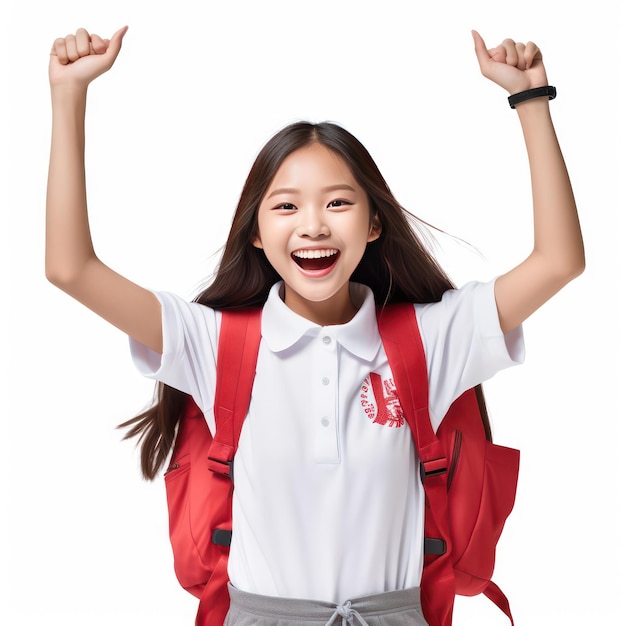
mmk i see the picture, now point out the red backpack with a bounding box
[164,304,519,626]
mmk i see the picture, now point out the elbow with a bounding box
[573,254,586,279]
[567,246,586,281]
[534,241,586,289]
[45,260,88,293]
[45,261,62,287]
[45,250,98,291]
[45,265,76,291]
[554,252,586,288]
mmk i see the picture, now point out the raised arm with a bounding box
[471,31,585,335]
[46,27,163,353]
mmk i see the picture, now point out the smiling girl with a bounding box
[253,142,381,325]
[46,25,584,626]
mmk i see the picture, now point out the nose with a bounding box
[296,207,330,238]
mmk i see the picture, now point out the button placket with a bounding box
[313,332,339,463]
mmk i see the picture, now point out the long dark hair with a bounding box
[120,121,492,479]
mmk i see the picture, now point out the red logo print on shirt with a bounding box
[360,373,405,428]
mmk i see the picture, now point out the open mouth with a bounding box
[292,248,340,272]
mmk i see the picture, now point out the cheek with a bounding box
[253,220,287,257]
[253,213,272,249]
[351,212,377,244]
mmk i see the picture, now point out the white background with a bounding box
[2,0,624,624]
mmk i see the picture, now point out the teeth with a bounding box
[292,249,338,259]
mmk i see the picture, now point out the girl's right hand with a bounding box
[49,26,128,89]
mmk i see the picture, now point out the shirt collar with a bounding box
[261,282,382,361]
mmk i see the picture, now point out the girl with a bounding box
[46,26,584,626]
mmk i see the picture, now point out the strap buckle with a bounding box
[419,457,447,482]
[424,537,447,555]
[212,528,232,547]
[207,457,234,479]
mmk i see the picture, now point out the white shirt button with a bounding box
[321,417,330,427]
[322,336,331,344]
[321,377,329,386]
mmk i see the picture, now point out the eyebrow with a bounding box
[266,184,357,199]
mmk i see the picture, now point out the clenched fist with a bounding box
[472,30,548,95]
[49,26,128,89]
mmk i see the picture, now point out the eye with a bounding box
[273,203,297,211]
[328,199,353,209]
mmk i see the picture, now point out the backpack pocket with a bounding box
[165,452,190,477]
[450,439,520,595]
[164,415,233,600]
[164,452,205,598]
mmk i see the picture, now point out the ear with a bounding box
[252,235,263,249]
[367,214,382,242]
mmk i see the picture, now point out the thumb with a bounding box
[471,30,491,71]
[105,25,129,61]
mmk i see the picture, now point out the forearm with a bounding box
[472,31,585,332]
[515,98,585,279]
[45,86,97,286]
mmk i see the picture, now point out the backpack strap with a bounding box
[377,303,449,500]
[378,303,515,626]
[192,309,262,626]
[483,581,514,624]
[378,303,455,626]
[207,308,262,478]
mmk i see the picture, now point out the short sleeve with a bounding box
[128,291,222,434]
[414,279,525,431]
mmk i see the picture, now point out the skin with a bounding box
[45,27,584,353]
[253,143,381,326]
[46,27,163,352]
[470,32,585,334]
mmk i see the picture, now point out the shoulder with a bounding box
[129,291,224,426]
[411,278,524,374]
[407,279,524,428]
[155,290,222,324]
[143,290,223,359]
[412,278,524,367]
[413,280,499,336]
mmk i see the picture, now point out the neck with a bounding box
[282,284,358,326]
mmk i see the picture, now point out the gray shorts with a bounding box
[224,583,429,626]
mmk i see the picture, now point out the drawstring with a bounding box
[324,600,369,626]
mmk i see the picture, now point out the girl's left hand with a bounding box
[471,30,548,95]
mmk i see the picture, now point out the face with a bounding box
[253,143,381,325]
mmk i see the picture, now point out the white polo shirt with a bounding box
[130,279,524,603]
